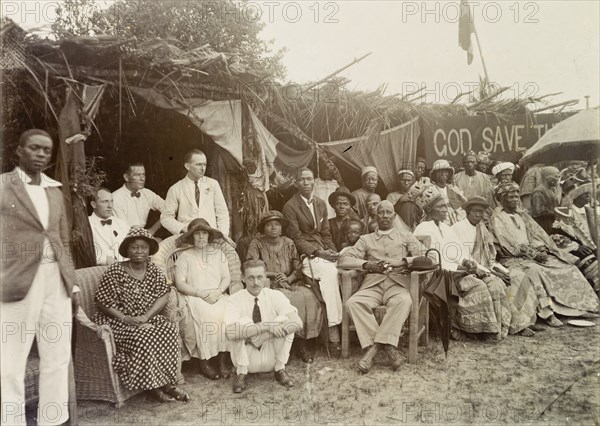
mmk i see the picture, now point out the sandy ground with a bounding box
[75,319,600,425]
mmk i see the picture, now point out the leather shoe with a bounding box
[330,344,342,358]
[232,374,247,393]
[384,345,402,371]
[296,339,314,363]
[357,344,379,373]
[198,359,221,380]
[218,352,232,379]
[274,369,294,388]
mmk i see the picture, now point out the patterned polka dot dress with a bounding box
[93,262,179,390]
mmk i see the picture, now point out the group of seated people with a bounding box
[89,148,600,402]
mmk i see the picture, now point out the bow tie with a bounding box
[100,219,112,226]
[130,191,141,198]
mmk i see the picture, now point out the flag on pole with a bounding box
[459,0,475,65]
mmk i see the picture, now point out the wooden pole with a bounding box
[591,162,600,287]
[472,22,490,83]
[305,52,372,91]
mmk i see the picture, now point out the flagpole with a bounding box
[472,22,490,83]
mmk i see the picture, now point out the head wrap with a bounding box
[409,183,443,210]
[477,151,492,163]
[492,162,515,176]
[540,166,560,179]
[361,166,378,177]
[494,181,520,201]
[462,150,477,160]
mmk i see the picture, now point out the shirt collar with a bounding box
[374,227,397,240]
[300,194,314,204]
[91,212,114,222]
[245,288,264,300]
[15,166,61,188]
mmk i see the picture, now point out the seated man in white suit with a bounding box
[89,187,130,265]
[161,149,230,236]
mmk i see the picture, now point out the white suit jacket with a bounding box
[89,213,130,265]
[160,175,230,235]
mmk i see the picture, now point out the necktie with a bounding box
[100,219,112,226]
[252,297,262,323]
[194,180,200,207]
[130,191,141,198]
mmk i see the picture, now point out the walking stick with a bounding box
[301,253,331,359]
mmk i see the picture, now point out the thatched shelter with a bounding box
[1,18,576,261]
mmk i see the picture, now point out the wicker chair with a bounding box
[153,234,243,361]
[73,265,183,407]
[339,235,433,363]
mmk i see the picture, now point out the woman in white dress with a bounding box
[175,218,231,380]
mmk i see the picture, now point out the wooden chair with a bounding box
[73,265,183,407]
[339,235,433,363]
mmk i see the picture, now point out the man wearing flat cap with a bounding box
[352,166,379,219]
[454,151,494,205]
[531,166,560,234]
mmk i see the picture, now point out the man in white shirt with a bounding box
[225,260,302,394]
[1,129,76,425]
[161,149,230,236]
[112,163,165,235]
[89,188,130,265]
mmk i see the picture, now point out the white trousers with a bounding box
[229,316,294,375]
[1,262,72,426]
[301,257,342,326]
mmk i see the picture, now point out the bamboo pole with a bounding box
[305,52,372,91]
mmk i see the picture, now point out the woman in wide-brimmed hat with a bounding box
[429,159,467,226]
[94,227,190,403]
[174,218,232,380]
[246,211,324,363]
[413,186,510,341]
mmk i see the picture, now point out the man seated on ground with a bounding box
[328,187,360,251]
[225,260,302,394]
[89,187,130,265]
[112,163,165,237]
[361,193,381,233]
[338,201,427,374]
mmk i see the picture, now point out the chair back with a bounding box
[155,234,242,291]
[75,266,109,319]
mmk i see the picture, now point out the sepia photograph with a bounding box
[1,0,599,424]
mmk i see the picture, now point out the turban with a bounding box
[361,166,378,177]
[492,162,515,176]
[494,182,520,201]
[569,181,596,202]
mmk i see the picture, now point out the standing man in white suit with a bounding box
[161,149,230,236]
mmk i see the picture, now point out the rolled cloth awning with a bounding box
[320,116,420,191]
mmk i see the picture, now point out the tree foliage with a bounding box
[52,0,286,79]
